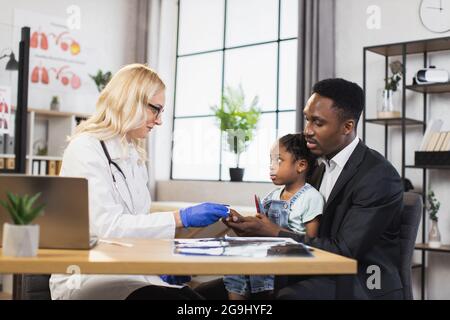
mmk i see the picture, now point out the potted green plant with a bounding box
[377,60,403,119]
[0,192,45,257]
[211,84,261,181]
[50,96,60,111]
[89,69,112,92]
[427,190,441,248]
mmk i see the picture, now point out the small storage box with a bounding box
[415,151,450,166]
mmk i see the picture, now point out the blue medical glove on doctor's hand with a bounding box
[179,202,229,228]
[160,275,191,285]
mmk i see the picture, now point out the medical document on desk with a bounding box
[173,236,313,258]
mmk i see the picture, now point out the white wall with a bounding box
[148,0,178,188]
[0,0,139,113]
[156,180,274,206]
[0,0,140,295]
[336,0,450,299]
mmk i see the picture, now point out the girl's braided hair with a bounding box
[278,133,317,178]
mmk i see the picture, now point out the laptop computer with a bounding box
[0,175,97,249]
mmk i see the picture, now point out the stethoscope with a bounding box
[100,140,136,214]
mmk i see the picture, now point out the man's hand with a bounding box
[223,212,281,237]
[225,208,245,223]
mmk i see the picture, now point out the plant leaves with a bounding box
[24,192,41,214]
[427,190,440,221]
[6,192,26,224]
[211,85,261,151]
[5,201,24,225]
[89,70,112,92]
[0,199,21,224]
[1,192,45,225]
[23,203,45,225]
[6,192,19,210]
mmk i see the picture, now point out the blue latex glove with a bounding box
[160,275,191,285]
[179,202,229,228]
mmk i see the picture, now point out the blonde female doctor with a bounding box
[49,64,228,300]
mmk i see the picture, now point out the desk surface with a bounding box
[0,238,356,276]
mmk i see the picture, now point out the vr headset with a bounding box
[414,66,449,85]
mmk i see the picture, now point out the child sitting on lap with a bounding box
[223,133,324,300]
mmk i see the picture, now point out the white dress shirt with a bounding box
[319,136,360,202]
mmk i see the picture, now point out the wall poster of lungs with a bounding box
[14,10,92,111]
[0,86,12,135]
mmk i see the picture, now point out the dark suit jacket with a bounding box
[278,140,404,299]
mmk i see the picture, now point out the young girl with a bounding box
[223,133,324,300]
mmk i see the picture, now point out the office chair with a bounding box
[399,192,422,300]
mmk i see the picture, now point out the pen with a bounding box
[254,195,260,213]
[254,194,265,215]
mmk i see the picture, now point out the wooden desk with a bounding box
[0,238,356,276]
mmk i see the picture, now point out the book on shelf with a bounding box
[0,155,16,170]
[420,119,443,151]
[4,134,14,154]
[433,132,447,151]
[30,159,63,176]
[441,132,450,151]
[56,160,62,175]
[48,160,57,176]
[6,158,14,170]
[425,131,450,152]
[0,134,4,153]
[426,132,441,151]
[32,160,40,175]
[39,160,47,175]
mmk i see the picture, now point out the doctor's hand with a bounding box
[223,213,281,237]
[179,202,229,228]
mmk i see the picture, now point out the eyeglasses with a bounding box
[147,103,164,119]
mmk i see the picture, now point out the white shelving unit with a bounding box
[26,155,63,161]
[25,108,90,175]
[0,154,15,159]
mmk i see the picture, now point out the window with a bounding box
[172,0,298,182]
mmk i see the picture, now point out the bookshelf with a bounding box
[1,107,90,175]
[406,83,450,94]
[365,118,424,126]
[415,243,450,253]
[27,108,89,175]
[363,36,450,300]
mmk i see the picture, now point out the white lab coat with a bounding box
[49,134,181,300]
